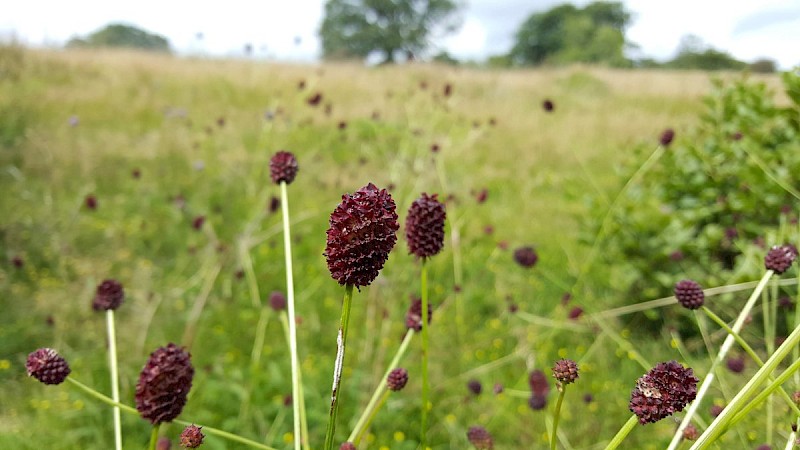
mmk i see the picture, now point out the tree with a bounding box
[67,23,171,53]
[664,35,746,71]
[510,1,631,67]
[319,0,461,63]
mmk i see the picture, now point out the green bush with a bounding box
[593,71,800,319]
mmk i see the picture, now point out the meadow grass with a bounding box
[0,47,790,449]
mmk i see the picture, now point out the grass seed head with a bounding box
[26,348,70,385]
[135,343,194,424]
[324,183,399,288]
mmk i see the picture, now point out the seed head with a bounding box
[387,368,408,391]
[405,297,432,331]
[466,426,493,449]
[405,193,446,259]
[513,246,538,268]
[26,348,71,385]
[135,343,194,424]
[552,359,579,385]
[324,183,399,288]
[180,425,204,448]
[629,360,699,424]
[674,279,704,310]
[765,245,797,274]
[660,128,675,146]
[93,279,124,311]
[269,291,286,311]
[269,151,299,185]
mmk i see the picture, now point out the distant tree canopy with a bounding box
[510,1,631,67]
[319,0,461,63]
[67,24,171,53]
[660,35,746,71]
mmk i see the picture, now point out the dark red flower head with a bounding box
[405,297,432,331]
[683,423,699,441]
[85,195,98,210]
[629,360,698,424]
[26,348,71,385]
[387,367,408,391]
[324,183,399,287]
[660,128,675,146]
[339,443,356,450]
[270,151,299,185]
[529,369,550,396]
[93,279,124,311]
[552,359,579,385]
[467,426,493,449]
[269,291,286,311]
[180,424,204,448]
[405,193,446,259]
[467,379,482,395]
[135,343,194,424]
[529,393,547,410]
[674,279,704,310]
[765,245,797,274]
[542,99,554,112]
[514,246,538,268]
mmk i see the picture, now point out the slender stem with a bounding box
[355,390,391,445]
[668,270,774,450]
[603,415,639,450]
[420,260,430,449]
[348,329,415,442]
[691,314,800,449]
[148,423,161,450]
[66,377,279,450]
[727,357,800,429]
[551,386,567,450]
[280,181,304,450]
[105,310,122,450]
[324,285,355,450]
[703,307,800,416]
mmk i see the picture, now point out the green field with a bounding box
[0,46,793,449]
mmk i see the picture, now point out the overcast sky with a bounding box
[2,0,799,68]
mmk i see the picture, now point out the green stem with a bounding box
[703,307,800,416]
[691,310,800,449]
[324,284,355,450]
[65,378,278,450]
[105,310,122,450]
[727,357,800,429]
[603,415,639,450]
[148,423,161,450]
[355,390,390,445]
[668,270,774,450]
[421,260,430,449]
[348,329,415,442]
[280,181,305,450]
[551,386,567,450]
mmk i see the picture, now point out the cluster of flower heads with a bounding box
[765,244,798,274]
[629,360,698,424]
[324,183,400,288]
[387,367,409,391]
[26,348,71,385]
[269,151,299,185]
[674,279,704,310]
[552,359,579,385]
[92,279,125,311]
[405,193,446,259]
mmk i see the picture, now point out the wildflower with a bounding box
[11,255,23,268]
[92,279,124,311]
[682,423,699,441]
[674,279,704,310]
[269,151,299,185]
[529,393,547,410]
[568,306,583,320]
[443,83,452,97]
[192,216,205,230]
[26,348,71,385]
[467,379,482,395]
[493,383,504,394]
[307,92,322,106]
[660,128,675,146]
[135,343,194,424]
[726,356,745,374]
[513,246,538,268]
[529,369,550,396]
[269,291,286,311]
[324,183,399,287]
[180,425,204,448]
[765,245,797,274]
[552,359,579,385]
[339,443,356,450]
[85,195,97,210]
[542,99,554,112]
[466,426,493,449]
[387,368,409,391]
[405,297,432,331]
[629,361,698,424]
[405,193,446,259]
[710,404,724,417]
